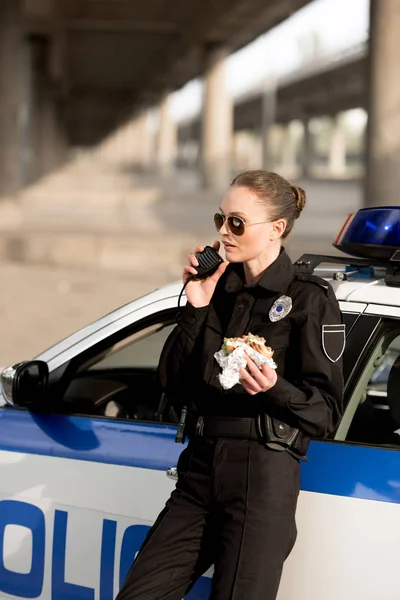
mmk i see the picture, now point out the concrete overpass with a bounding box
[0,0,399,206]
[179,44,367,133]
[237,45,367,127]
[0,0,312,193]
[177,44,368,179]
[179,45,367,137]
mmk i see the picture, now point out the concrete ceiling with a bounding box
[24,0,312,103]
[21,0,313,145]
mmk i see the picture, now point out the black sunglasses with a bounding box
[214,213,270,236]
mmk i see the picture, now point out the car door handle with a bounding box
[166,467,178,480]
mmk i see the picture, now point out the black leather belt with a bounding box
[185,414,308,461]
[189,416,259,440]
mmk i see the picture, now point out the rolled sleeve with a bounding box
[264,290,344,438]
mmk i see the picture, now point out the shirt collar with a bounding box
[224,247,294,294]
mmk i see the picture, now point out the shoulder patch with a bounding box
[322,324,346,362]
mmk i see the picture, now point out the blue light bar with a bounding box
[334,207,400,261]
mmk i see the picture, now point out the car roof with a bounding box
[31,267,400,370]
[332,278,400,306]
[152,276,400,308]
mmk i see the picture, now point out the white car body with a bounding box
[1,268,400,600]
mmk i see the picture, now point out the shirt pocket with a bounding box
[254,319,291,351]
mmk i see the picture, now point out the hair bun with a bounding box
[290,185,306,219]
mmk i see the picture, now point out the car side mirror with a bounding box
[1,361,49,409]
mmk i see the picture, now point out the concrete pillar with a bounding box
[328,115,346,177]
[135,112,153,171]
[31,36,68,179]
[202,45,233,188]
[300,119,312,179]
[281,122,297,176]
[0,8,68,196]
[157,94,177,177]
[366,0,400,206]
[261,79,277,171]
[0,0,23,195]
[19,38,36,186]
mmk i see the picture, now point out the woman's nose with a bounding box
[219,218,229,236]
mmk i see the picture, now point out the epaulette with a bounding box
[293,272,334,298]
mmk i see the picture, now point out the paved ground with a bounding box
[0,176,363,368]
[0,262,169,366]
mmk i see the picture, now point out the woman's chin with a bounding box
[224,248,241,262]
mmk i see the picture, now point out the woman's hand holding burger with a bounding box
[184,241,228,308]
[240,354,277,395]
[221,333,278,395]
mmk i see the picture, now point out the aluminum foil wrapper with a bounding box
[214,345,277,390]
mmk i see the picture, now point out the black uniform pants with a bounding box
[116,436,300,600]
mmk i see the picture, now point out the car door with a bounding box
[1,295,384,600]
[0,305,212,600]
[277,304,400,600]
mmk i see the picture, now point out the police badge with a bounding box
[322,324,346,363]
[269,295,292,322]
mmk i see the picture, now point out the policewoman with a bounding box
[117,170,344,600]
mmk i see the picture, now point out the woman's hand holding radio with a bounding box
[183,241,228,308]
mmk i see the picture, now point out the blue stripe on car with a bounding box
[1,409,400,505]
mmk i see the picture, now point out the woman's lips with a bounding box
[223,242,236,249]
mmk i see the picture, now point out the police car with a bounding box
[1,207,400,600]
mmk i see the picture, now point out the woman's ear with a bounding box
[272,219,287,239]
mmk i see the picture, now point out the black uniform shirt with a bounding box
[158,248,344,439]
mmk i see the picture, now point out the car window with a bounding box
[336,320,400,448]
[59,315,178,423]
[87,322,176,370]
